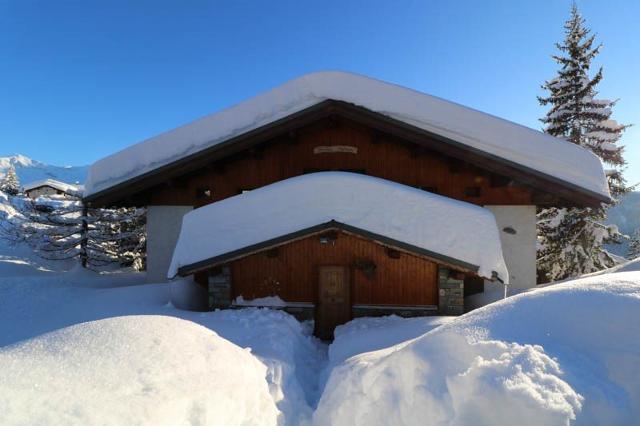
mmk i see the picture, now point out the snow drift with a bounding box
[168,172,508,281]
[314,272,640,426]
[195,308,326,425]
[84,71,609,201]
[0,316,279,426]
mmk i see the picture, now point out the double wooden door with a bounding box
[315,266,351,340]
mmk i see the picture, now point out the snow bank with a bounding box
[329,315,453,367]
[169,277,208,310]
[196,308,326,425]
[85,71,609,200]
[0,315,279,426]
[168,172,508,282]
[234,295,288,307]
[316,333,582,426]
[315,272,640,425]
[0,267,325,426]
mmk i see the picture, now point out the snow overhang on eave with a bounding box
[175,220,482,278]
[167,172,509,282]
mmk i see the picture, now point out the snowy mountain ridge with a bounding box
[0,154,88,186]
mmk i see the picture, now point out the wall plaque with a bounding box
[313,145,358,154]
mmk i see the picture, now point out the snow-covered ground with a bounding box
[0,316,279,425]
[0,239,639,425]
[315,269,640,425]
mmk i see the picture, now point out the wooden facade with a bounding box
[132,117,534,208]
[197,229,443,339]
[227,230,439,306]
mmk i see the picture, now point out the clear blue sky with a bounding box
[1,0,638,184]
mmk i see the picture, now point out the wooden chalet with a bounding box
[83,71,610,338]
[24,179,82,199]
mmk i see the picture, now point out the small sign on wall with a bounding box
[313,145,358,154]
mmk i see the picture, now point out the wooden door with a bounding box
[316,266,351,340]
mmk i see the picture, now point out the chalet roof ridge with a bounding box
[167,172,509,282]
[84,71,610,203]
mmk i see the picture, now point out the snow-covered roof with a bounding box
[85,71,609,202]
[23,179,83,195]
[168,172,509,282]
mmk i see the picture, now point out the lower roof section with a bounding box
[168,172,508,282]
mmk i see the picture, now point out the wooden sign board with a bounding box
[313,145,358,154]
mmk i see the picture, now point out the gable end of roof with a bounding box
[176,220,481,277]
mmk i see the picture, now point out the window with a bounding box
[464,186,482,197]
[196,187,212,199]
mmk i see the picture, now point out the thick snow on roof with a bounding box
[23,178,83,195]
[168,172,508,282]
[85,71,609,199]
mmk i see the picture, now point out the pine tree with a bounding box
[0,165,20,195]
[20,198,146,270]
[537,4,631,282]
[628,229,640,260]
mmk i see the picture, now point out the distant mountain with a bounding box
[0,155,88,186]
[606,191,640,258]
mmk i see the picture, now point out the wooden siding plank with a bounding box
[142,118,534,207]
[226,231,438,306]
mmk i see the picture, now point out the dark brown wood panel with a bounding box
[228,231,439,306]
[139,118,533,207]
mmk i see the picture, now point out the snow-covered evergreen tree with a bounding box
[21,197,85,262]
[0,165,20,195]
[537,4,631,282]
[88,206,146,269]
[20,197,146,270]
[117,207,146,270]
[628,229,640,260]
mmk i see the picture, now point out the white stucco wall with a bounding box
[146,205,192,283]
[485,205,537,290]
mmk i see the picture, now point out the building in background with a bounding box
[24,179,83,199]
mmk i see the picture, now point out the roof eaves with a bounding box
[85,100,610,208]
[175,220,480,277]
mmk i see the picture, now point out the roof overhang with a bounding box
[176,220,481,278]
[168,171,508,281]
[84,100,610,208]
